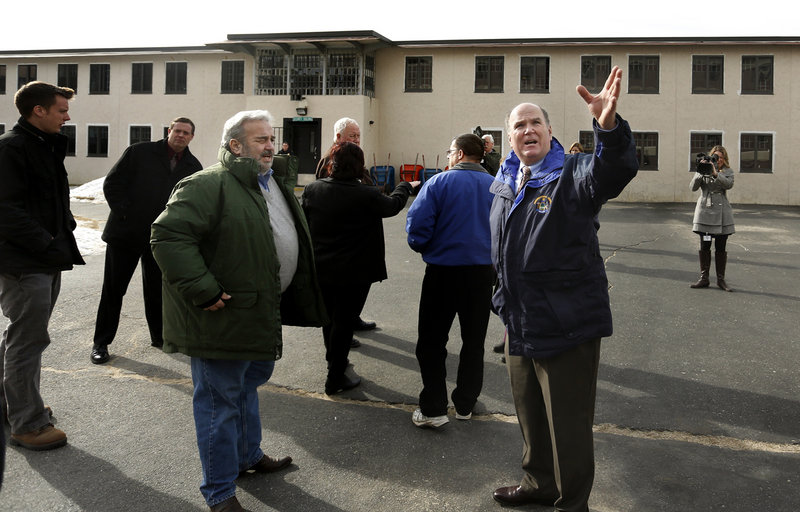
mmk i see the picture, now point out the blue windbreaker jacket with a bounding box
[490,115,638,358]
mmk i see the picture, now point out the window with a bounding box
[520,57,549,93]
[0,65,5,94]
[18,64,37,88]
[628,55,659,94]
[165,62,187,94]
[58,64,78,92]
[326,52,360,95]
[364,54,375,98]
[633,132,659,170]
[221,60,244,94]
[131,63,153,94]
[741,55,773,95]
[87,125,109,157]
[405,56,432,92]
[290,53,322,97]
[255,50,287,95]
[0,124,5,135]
[581,56,611,94]
[89,64,110,94]
[740,133,773,173]
[60,125,76,156]
[129,125,151,145]
[578,131,594,153]
[689,133,723,172]
[692,55,724,94]
[475,56,504,93]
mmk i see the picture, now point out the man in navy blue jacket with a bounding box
[490,67,638,511]
[406,133,495,428]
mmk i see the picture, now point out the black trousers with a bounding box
[93,243,163,347]
[506,338,601,512]
[320,281,371,378]
[415,264,494,417]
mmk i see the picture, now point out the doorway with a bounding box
[282,117,322,175]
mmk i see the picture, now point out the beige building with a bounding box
[1,32,798,205]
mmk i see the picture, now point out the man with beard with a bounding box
[151,110,326,512]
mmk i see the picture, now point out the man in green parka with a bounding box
[151,110,326,512]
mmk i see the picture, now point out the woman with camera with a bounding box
[689,145,735,291]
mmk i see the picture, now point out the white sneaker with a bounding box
[455,411,472,420]
[412,409,449,428]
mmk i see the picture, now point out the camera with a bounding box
[695,153,718,175]
[473,125,484,138]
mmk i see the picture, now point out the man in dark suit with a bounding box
[90,117,202,364]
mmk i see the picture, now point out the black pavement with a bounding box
[2,198,799,511]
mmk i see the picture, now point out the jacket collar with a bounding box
[218,146,261,189]
[451,161,489,173]
[494,137,565,188]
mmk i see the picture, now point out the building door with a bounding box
[283,117,322,175]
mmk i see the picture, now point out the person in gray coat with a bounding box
[690,145,735,291]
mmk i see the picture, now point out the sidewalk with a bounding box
[2,199,799,511]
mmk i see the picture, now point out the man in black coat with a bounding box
[90,117,202,364]
[0,81,84,451]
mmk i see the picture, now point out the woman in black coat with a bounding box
[301,142,418,395]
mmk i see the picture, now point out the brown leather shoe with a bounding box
[209,496,247,512]
[492,485,557,507]
[10,424,67,451]
[239,454,292,476]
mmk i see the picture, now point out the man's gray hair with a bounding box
[482,134,494,144]
[221,110,274,149]
[333,117,359,142]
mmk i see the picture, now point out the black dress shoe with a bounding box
[350,338,361,348]
[353,318,377,331]
[239,454,292,476]
[493,340,505,353]
[209,496,248,512]
[90,345,110,364]
[492,485,557,507]
[325,374,361,395]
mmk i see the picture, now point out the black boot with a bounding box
[715,251,732,292]
[690,249,711,288]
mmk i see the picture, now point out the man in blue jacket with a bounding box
[491,67,638,511]
[406,133,495,428]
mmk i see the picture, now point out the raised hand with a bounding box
[576,65,622,130]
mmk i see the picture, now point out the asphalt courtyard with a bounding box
[2,196,799,512]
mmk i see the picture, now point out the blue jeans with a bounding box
[190,358,275,506]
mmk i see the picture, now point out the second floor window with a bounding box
[166,62,187,94]
[405,56,432,92]
[520,56,549,93]
[58,64,78,93]
[131,63,153,94]
[221,60,244,94]
[475,56,504,93]
[581,56,611,94]
[628,55,659,94]
[741,55,773,94]
[0,65,5,94]
[18,64,37,89]
[692,55,724,94]
[90,64,111,94]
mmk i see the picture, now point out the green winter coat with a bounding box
[150,147,327,360]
